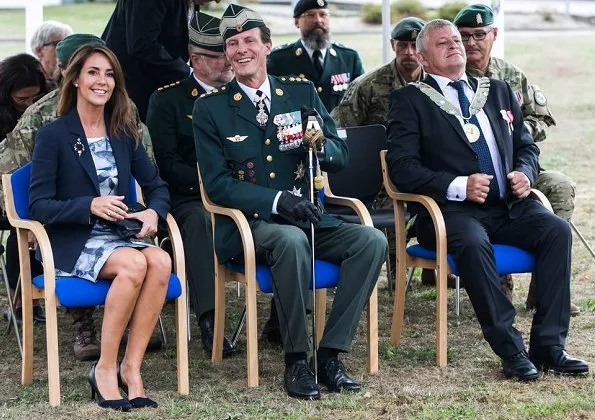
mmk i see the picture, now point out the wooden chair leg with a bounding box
[44,292,61,407]
[17,230,33,386]
[244,273,259,387]
[175,278,189,395]
[366,285,378,374]
[435,265,448,367]
[314,289,326,347]
[211,264,227,365]
[389,259,407,347]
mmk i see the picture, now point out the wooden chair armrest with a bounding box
[529,188,553,213]
[323,173,373,227]
[165,213,186,280]
[9,219,55,275]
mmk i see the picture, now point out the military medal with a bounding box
[330,73,350,92]
[463,123,480,142]
[274,111,302,152]
[74,138,85,157]
[256,101,268,126]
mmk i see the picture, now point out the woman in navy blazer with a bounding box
[29,44,170,411]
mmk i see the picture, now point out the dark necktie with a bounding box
[312,50,324,77]
[254,89,269,127]
[449,80,500,203]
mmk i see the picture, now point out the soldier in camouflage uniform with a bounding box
[454,4,579,314]
[0,34,157,360]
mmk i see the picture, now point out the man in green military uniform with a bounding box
[266,0,364,112]
[0,34,157,361]
[454,4,579,314]
[193,4,387,400]
[146,12,236,357]
[331,17,425,128]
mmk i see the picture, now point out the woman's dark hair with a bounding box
[0,53,48,139]
[57,44,139,143]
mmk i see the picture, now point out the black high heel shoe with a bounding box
[88,362,132,411]
[117,363,158,409]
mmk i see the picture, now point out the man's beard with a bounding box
[301,27,330,50]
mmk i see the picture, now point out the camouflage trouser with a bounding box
[528,169,576,307]
[375,186,396,279]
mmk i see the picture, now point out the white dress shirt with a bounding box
[193,73,215,93]
[301,40,327,64]
[428,73,505,201]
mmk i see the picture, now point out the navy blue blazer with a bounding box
[29,108,170,273]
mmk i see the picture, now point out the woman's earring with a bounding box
[74,83,79,87]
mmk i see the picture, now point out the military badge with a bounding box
[330,73,350,92]
[291,186,303,197]
[294,161,305,180]
[500,109,514,134]
[74,138,85,157]
[534,90,547,106]
[273,111,303,152]
[275,88,284,96]
[317,0,324,6]
[226,135,248,142]
[296,47,303,56]
[476,13,483,25]
[329,48,337,57]
[191,88,198,97]
[233,92,242,101]
[411,30,418,40]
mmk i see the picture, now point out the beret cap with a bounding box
[190,12,224,52]
[219,4,266,42]
[391,17,425,41]
[453,4,494,27]
[293,0,328,18]
[56,33,104,66]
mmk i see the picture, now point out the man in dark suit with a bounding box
[102,0,216,121]
[386,19,588,380]
[193,4,387,399]
[146,12,235,357]
[266,0,364,112]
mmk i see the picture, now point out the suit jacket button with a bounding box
[265,138,271,145]
[253,213,259,219]
[317,87,322,93]
[266,155,273,162]
[269,172,276,179]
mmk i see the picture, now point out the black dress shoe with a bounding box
[502,350,539,381]
[199,311,236,358]
[88,362,132,412]
[284,360,320,400]
[117,364,159,409]
[32,305,46,323]
[529,346,589,375]
[260,298,282,346]
[318,357,361,392]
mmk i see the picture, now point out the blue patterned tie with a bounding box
[449,80,500,203]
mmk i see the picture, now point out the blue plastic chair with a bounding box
[197,164,379,387]
[380,150,553,367]
[2,163,189,406]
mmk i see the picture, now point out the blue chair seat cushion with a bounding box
[225,259,340,294]
[406,244,535,276]
[32,273,182,307]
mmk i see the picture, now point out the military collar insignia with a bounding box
[191,88,199,97]
[275,88,284,96]
[233,92,242,101]
[226,135,248,142]
[329,48,337,56]
[296,47,303,56]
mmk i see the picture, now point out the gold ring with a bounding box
[107,210,112,217]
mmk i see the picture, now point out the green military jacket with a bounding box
[0,89,155,213]
[147,76,205,208]
[267,40,364,113]
[193,75,347,263]
[467,56,555,142]
[331,58,424,128]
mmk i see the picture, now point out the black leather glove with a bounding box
[300,106,325,151]
[277,191,321,225]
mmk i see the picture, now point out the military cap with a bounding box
[391,17,425,41]
[56,33,105,66]
[453,4,494,27]
[189,12,224,52]
[293,0,328,18]
[219,4,266,42]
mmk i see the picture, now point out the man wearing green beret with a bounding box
[0,34,157,361]
[194,4,387,400]
[146,12,236,358]
[266,0,364,112]
[454,4,579,315]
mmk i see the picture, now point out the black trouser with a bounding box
[416,200,571,359]
[5,227,43,291]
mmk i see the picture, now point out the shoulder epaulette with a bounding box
[156,80,182,91]
[332,42,357,52]
[271,43,291,52]
[199,84,229,99]
[277,76,310,84]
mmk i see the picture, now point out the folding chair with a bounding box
[197,163,378,387]
[380,150,552,367]
[1,226,23,357]
[2,163,189,407]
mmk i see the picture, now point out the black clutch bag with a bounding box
[108,202,147,238]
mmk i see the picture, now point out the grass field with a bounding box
[1,3,595,419]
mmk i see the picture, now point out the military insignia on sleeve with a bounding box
[226,135,248,143]
[191,88,198,97]
[275,88,284,96]
[329,48,337,57]
[296,47,303,56]
[233,92,242,101]
[534,90,547,106]
[330,73,350,92]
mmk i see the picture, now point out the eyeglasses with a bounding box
[193,52,226,60]
[41,40,61,48]
[301,11,330,19]
[11,92,43,106]
[459,28,493,42]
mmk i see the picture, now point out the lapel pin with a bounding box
[74,138,85,157]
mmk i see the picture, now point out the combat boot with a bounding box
[500,274,514,302]
[71,308,100,361]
